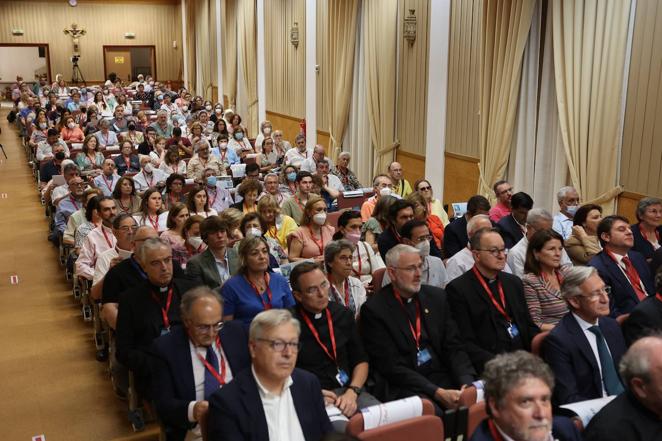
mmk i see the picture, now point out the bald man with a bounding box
[388,162,412,198]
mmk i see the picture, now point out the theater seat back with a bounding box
[358,415,443,441]
[531,330,550,356]
[467,401,487,439]
[346,398,435,436]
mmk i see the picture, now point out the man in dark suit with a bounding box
[360,244,476,413]
[470,351,582,441]
[186,216,239,289]
[151,286,250,441]
[584,335,662,441]
[446,228,538,374]
[207,309,332,441]
[496,192,532,249]
[443,195,491,259]
[116,237,197,398]
[544,266,627,404]
[622,271,662,345]
[589,215,655,316]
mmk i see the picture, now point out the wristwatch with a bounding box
[348,385,363,395]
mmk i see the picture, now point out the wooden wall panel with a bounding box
[266,110,330,153]
[0,0,182,82]
[617,192,644,222]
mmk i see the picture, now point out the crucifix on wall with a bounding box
[63,23,87,56]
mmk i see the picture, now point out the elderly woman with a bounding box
[133,188,168,232]
[257,195,298,251]
[186,185,217,218]
[239,212,288,265]
[162,173,187,210]
[407,191,444,251]
[333,210,385,287]
[112,176,142,215]
[113,140,140,176]
[94,118,119,148]
[631,197,662,261]
[331,152,361,191]
[288,196,335,262]
[60,115,85,142]
[254,120,273,152]
[523,229,571,331]
[160,203,189,264]
[414,179,450,226]
[565,204,603,265]
[220,236,295,327]
[231,179,263,213]
[74,134,104,176]
[324,239,367,318]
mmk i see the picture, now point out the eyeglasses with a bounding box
[392,264,425,274]
[193,321,224,333]
[303,280,330,295]
[578,286,612,301]
[257,338,301,352]
[418,186,432,191]
[475,248,508,257]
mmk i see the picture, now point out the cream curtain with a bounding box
[222,0,238,107]
[552,0,631,212]
[194,0,214,100]
[324,0,359,161]
[185,0,197,94]
[237,0,258,136]
[364,0,399,176]
[478,0,536,198]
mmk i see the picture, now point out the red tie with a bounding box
[622,256,647,301]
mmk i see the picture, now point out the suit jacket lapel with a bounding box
[602,253,634,298]
[290,372,311,437]
[175,328,196,402]
[566,315,599,371]
[383,287,419,354]
[203,249,222,286]
[239,373,269,440]
[418,290,440,349]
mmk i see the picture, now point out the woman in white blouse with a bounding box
[324,239,367,319]
[186,185,218,218]
[159,146,187,177]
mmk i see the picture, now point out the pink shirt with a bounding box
[75,225,117,279]
[288,225,335,259]
[489,202,511,222]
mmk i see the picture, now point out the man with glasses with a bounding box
[543,266,627,405]
[93,158,120,197]
[589,215,655,316]
[360,244,476,414]
[289,262,379,431]
[207,309,332,441]
[489,180,513,223]
[150,287,250,441]
[187,141,222,181]
[360,174,394,222]
[447,228,539,374]
[387,161,412,198]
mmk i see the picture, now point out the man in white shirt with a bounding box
[150,286,250,441]
[36,129,70,161]
[93,159,120,197]
[553,186,580,239]
[133,156,168,194]
[508,208,572,278]
[284,134,312,169]
[207,309,332,441]
[315,159,345,201]
[446,214,497,283]
[301,144,335,173]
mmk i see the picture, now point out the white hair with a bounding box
[560,266,597,300]
[557,186,577,202]
[249,309,300,341]
[526,208,553,227]
[466,214,491,237]
[385,244,420,268]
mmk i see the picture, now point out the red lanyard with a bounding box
[300,308,338,364]
[101,226,113,248]
[147,214,159,230]
[393,289,421,349]
[472,266,511,322]
[196,337,227,386]
[151,287,174,329]
[329,276,350,307]
[391,227,402,243]
[656,293,662,302]
[124,156,131,169]
[639,223,660,243]
[487,420,505,441]
[220,150,227,162]
[69,196,79,210]
[246,273,272,310]
[143,171,154,187]
[353,247,363,277]
[103,132,109,144]
[294,195,305,212]
[118,198,133,213]
[307,226,325,255]
[102,175,114,193]
[207,189,217,207]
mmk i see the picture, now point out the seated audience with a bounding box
[330,152,361,191]
[162,173,187,210]
[219,208,245,247]
[631,197,662,261]
[36,128,69,161]
[231,179,262,213]
[565,203,603,265]
[160,146,188,177]
[553,186,580,239]
[54,175,86,235]
[93,159,120,197]
[523,230,571,331]
[472,351,582,441]
[281,171,316,225]
[133,155,168,194]
[133,188,169,232]
[258,195,298,253]
[186,185,217,218]
[446,228,538,373]
[333,210,384,287]
[413,179,450,226]
[257,136,279,172]
[95,119,119,148]
[324,240,367,317]
[38,144,66,189]
[284,133,311,168]
[288,196,335,262]
[290,262,379,430]
[122,121,144,146]
[272,129,291,158]
[496,191,532,249]
[360,244,476,413]
[203,171,234,213]
[387,161,412,198]
[113,140,141,176]
[187,142,221,181]
[444,195,491,259]
[63,188,102,246]
[112,176,141,215]
[60,115,84,142]
[213,134,240,168]
[589,215,655,316]
[74,135,104,176]
[488,180,513,223]
[259,173,284,206]
[376,199,415,260]
[150,287,250,441]
[279,165,299,200]
[150,110,174,138]
[207,309,332,441]
[160,203,189,264]
[544,266,626,404]
[622,271,662,345]
[239,213,287,266]
[186,216,239,289]
[360,174,393,222]
[75,197,118,280]
[583,335,662,441]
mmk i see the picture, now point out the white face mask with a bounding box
[219,142,228,150]
[312,212,327,226]
[187,236,203,249]
[263,127,272,135]
[67,122,75,129]
[246,227,262,238]
[215,108,223,114]
[205,105,212,111]
[143,163,153,174]
[415,239,430,257]
[379,187,392,197]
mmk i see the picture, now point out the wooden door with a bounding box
[105,50,132,82]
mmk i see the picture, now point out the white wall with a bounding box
[0,46,47,84]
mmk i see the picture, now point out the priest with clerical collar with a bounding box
[289,262,379,432]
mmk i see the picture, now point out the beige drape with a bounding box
[185,0,197,94]
[478,0,535,198]
[222,0,238,107]
[237,0,258,136]
[324,0,359,161]
[364,0,398,176]
[552,0,631,212]
[194,0,214,100]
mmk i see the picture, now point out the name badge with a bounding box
[336,369,350,387]
[507,323,519,339]
[160,327,171,336]
[417,348,432,366]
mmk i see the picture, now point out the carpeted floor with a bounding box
[0,108,159,441]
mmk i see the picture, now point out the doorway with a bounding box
[103,46,156,82]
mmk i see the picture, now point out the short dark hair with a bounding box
[173,127,182,137]
[113,213,135,230]
[245,163,260,175]
[400,219,428,240]
[469,227,501,251]
[240,212,267,235]
[290,261,323,293]
[165,173,186,193]
[573,204,602,227]
[85,195,102,222]
[333,210,362,240]
[510,192,533,210]
[47,128,59,137]
[493,180,508,194]
[597,215,631,247]
[467,195,491,216]
[387,199,415,223]
[200,215,229,242]
[296,170,313,183]
[524,229,564,276]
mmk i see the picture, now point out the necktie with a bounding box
[203,346,220,399]
[588,326,624,396]
[622,256,647,301]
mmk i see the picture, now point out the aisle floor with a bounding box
[0,110,158,440]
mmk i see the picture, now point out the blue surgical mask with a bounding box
[206,176,217,187]
[235,132,244,141]
[566,205,579,217]
[287,172,297,182]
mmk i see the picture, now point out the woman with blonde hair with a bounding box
[288,195,335,262]
[257,195,298,251]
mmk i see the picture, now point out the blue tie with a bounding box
[203,346,220,399]
[588,326,624,396]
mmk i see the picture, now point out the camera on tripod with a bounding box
[70,55,80,65]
